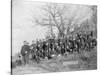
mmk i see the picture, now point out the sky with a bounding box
[12,0,93,56]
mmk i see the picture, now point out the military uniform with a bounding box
[21,45,30,64]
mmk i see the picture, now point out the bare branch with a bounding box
[35,18,56,26]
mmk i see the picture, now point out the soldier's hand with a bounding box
[25,51,28,54]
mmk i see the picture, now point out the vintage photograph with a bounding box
[11,0,97,75]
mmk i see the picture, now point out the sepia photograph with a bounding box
[11,0,97,75]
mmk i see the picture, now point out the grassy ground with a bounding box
[12,48,97,75]
[78,47,97,70]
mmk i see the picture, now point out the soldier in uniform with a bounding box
[61,42,66,55]
[30,40,36,60]
[21,41,30,65]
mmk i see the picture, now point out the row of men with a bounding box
[20,31,97,64]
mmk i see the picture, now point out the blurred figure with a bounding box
[15,54,22,66]
[21,41,30,65]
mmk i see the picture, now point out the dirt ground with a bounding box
[12,49,97,75]
[12,54,80,75]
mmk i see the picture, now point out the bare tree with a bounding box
[34,3,94,39]
[34,3,68,39]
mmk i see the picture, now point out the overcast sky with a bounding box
[12,0,93,56]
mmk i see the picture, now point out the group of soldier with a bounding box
[20,31,97,64]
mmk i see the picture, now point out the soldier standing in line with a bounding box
[21,41,30,65]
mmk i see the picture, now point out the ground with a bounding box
[12,48,97,75]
